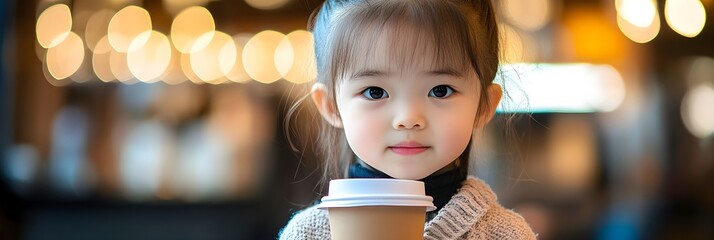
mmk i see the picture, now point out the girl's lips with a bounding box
[389,146,429,155]
[389,142,429,155]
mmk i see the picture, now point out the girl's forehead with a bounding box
[343,20,470,75]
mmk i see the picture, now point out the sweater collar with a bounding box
[423,177,497,240]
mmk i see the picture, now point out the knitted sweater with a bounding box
[279,177,537,240]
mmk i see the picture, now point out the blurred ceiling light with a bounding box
[36,4,72,48]
[93,36,116,82]
[181,53,206,84]
[617,10,661,43]
[226,34,252,83]
[46,32,84,80]
[171,6,215,53]
[110,51,136,83]
[496,63,626,113]
[243,30,285,84]
[108,6,152,52]
[85,9,115,52]
[68,52,93,83]
[616,0,658,28]
[42,56,72,87]
[274,36,295,80]
[163,0,211,16]
[160,47,189,85]
[190,31,236,83]
[665,0,707,38]
[128,31,172,83]
[281,30,317,84]
[503,0,551,31]
[681,84,714,138]
[245,0,290,10]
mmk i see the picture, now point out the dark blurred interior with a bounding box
[2,0,714,239]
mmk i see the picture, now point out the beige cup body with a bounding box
[328,206,426,240]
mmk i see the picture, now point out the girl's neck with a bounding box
[354,158,459,179]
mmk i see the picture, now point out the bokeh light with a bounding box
[42,54,72,87]
[110,50,135,83]
[244,0,290,10]
[171,6,215,53]
[160,46,189,85]
[503,0,551,31]
[617,10,661,43]
[681,84,714,138]
[46,31,84,80]
[190,31,236,83]
[243,30,285,84]
[93,36,116,82]
[68,51,94,84]
[36,4,72,48]
[664,0,706,38]
[85,9,115,52]
[616,0,658,28]
[274,36,295,80]
[281,30,317,84]
[615,0,661,43]
[108,6,152,52]
[226,34,252,83]
[127,31,172,83]
[181,53,205,84]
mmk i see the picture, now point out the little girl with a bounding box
[280,0,536,239]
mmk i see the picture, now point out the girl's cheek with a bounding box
[344,117,384,163]
[438,111,475,139]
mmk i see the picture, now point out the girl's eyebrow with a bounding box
[350,69,387,80]
[349,68,464,80]
[427,67,463,78]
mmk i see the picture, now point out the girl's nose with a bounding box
[392,107,426,130]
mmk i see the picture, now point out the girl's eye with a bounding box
[362,87,389,100]
[429,85,454,98]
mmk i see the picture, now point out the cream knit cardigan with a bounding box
[279,177,537,240]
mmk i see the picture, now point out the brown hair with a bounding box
[288,0,501,190]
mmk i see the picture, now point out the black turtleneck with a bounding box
[347,161,465,214]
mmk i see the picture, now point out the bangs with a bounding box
[326,0,477,82]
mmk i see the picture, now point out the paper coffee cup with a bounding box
[318,179,435,240]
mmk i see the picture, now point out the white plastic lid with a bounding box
[317,179,436,212]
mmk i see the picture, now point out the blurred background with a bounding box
[1,0,713,239]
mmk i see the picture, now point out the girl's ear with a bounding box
[311,83,343,128]
[475,83,503,129]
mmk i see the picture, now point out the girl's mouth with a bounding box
[389,142,430,155]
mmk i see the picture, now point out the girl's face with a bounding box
[331,31,483,180]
